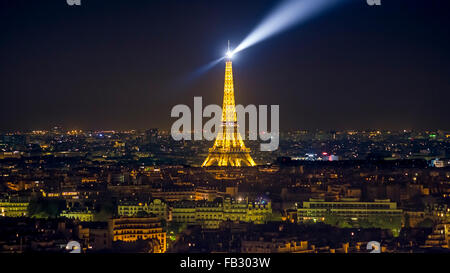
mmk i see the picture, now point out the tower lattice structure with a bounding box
[202,59,256,167]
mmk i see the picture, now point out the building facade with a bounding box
[297,198,402,225]
[118,199,168,220]
[60,210,95,222]
[0,198,29,217]
[109,216,166,252]
[171,198,272,229]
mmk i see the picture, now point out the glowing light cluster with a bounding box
[202,60,256,167]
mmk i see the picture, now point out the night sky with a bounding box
[1,0,449,131]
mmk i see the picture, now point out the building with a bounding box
[170,201,198,226]
[431,158,450,168]
[241,239,309,253]
[297,198,402,228]
[77,222,111,251]
[60,209,95,222]
[195,186,219,201]
[202,48,256,167]
[171,200,223,229]
[423,223,449,249]
[0,197,29,217]
[0,134,27,147]
[150,186,197,202]
[118,199,168,220]
[145,128,158,144]
[109,216,166,253]
[170,198,272,229]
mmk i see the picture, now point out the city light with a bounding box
[0,0,448,260]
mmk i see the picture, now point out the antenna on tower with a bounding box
[226,40,233,59]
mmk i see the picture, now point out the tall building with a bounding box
[202,46,256,167]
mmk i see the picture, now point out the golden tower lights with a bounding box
[202,42,256,167]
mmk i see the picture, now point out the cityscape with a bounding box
[1,0,450,261]
[0,127,449,253]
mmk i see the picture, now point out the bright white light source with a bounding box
[226,50,234,59]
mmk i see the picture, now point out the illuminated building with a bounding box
[431,158,450,168]
[241,239,309,253]
[6,181,35,191]
[195,186,219,201]
[170,201,197,225]
[170,198,272,229]
[81,177,98,183]
[423,223,450,249]
[202,48,256,167]
[297,198,402,229]
[109,216,166,253]
[0,198,29,217]
[0,151,21,159]
[151,187,197,202]
[60,209,95,222]
[118,199,168,220]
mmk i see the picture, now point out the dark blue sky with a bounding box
[1,0,449,131]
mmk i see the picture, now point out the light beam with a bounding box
[233,0,345,55]
[183,0,347,84]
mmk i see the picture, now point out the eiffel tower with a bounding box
[202,42,256,167]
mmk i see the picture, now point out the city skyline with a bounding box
[1,0,450,257]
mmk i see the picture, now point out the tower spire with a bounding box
[202,53,256,167]
[226,40,233,59]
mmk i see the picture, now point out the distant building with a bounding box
[0,151,21,159]
[241,239,309,253]
[60,210,94,222]
[119,198,273,229]
[118,199,168,220]
[0,134,27,147]
[145,129,158,144]
[77,222,111,251]
[0,197,29,217]
[150,186,196,202]
[431,158,450,168]
[297,198,402,227]
[109,216,166,252]
[108,173,126,184]
[170,198,272,229]
[423,223,450,249]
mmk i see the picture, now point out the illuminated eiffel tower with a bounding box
[202,42,256,167]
